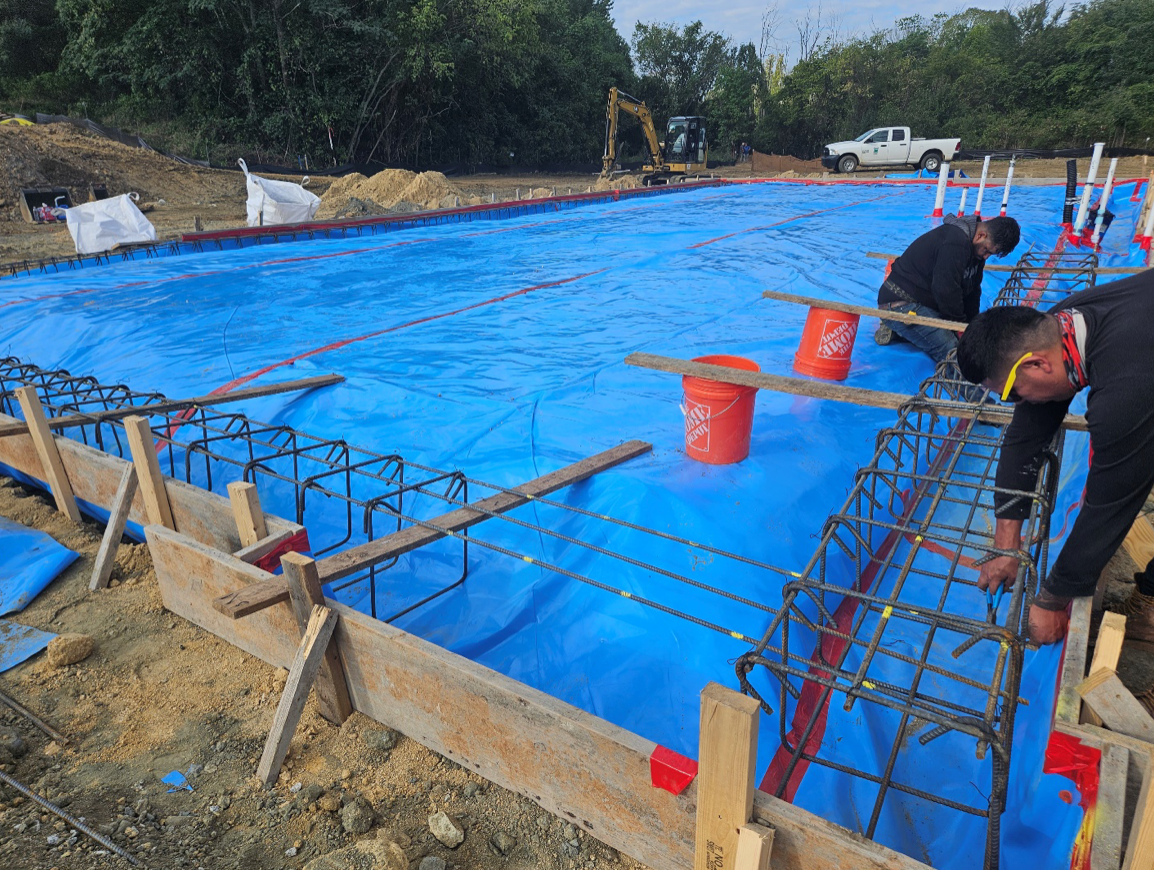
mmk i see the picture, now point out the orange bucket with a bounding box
[682,355,760,465]
[793,307,860,381]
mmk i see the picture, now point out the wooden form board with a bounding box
[761,289,966,332]
[0,411,301,553]
[228,481,268,548]
[213,440,654,618]
[14,386,81,521]
[90,464,138,591]
[0,373,344,439]
[145,524,930,870]
[864,251,1145,275]
[624,353,1090,432]
[1122,516,1154,573]
[1077,671,1154,744]
[695,683,760,870]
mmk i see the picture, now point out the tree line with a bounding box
[0,0,1150,168]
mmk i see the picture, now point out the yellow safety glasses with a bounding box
[1000,352,1034,402]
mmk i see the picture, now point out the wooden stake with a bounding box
[695,682,760,870]
[1082,611,1127,727]
[1077,671,1154,742]
[122,415,175,530]
[256,604,338,787]
[0,373,344,439]
[1122,515,1154,572]
[280,552,353,724]
[228,481,268,548]
[1124,750,1154,870]
[89,464,138,591]
[761,289,965,332]
[734,822,774,870]
[14,386,81,522]
[1091,744,1128,870]
[624,352,1091,433]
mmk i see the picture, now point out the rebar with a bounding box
[0,768,141,865]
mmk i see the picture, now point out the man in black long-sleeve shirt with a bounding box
[877,215,1020,362]
[956,272,1154,643]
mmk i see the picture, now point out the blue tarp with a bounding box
[0,178,1144,867]
[0,515,78,615]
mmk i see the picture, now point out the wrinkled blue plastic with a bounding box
[0,619,56,673]
[0,515,78,615]
[0,178,1144,867]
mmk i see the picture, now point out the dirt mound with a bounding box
[750,151,825,175]
[592,175,641,191]
[396,171,460,210]
[317,169,468,216]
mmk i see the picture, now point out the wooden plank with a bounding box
[0,411,300,553]
[865,251,1144,274]
[1124,747,1154,870]
[123,415,175,530]
[1057,596,1095,726]
[1084,612,1128,727]
[228,481,268,548]
[1077,672,1154,743]
[281,552,353,724]
[14,386,81,522]
[761,289,965,332]
[624,353,1091,432]
[734,821,774,870]
[255,604,338,787]
[695,682,760,870]
[1092,744,1129,870]
[233,528,294,564]
[1122,516,1154,573]
[0,373,344,439]
[89,464,138,591]
[212,440,654,618]
[147,525,931,870]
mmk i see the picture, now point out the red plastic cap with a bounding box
[650,745,698,795]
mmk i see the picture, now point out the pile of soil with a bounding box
[318,170,485,218]
[0,477,649,870]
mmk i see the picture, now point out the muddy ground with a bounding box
[4,123,1150,267]
[0,477,650,870]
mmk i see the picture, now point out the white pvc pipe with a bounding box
[1092,157,1119,244]
[999,157,1016,216]
[1073,142,1105,233]
[932,162,950,217]
[956,189,968,217]
[973,156,991,216]
[1141,189,1154,243]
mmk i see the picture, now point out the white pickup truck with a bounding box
[821,127,961,174]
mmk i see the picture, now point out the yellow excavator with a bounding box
[600,87,709,186]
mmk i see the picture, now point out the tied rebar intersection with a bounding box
[735,249,1099,869]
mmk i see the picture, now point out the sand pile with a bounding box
[318,168,483,217]
[593,175,641,191]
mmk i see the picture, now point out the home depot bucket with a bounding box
[682,355,760,465]
[793,307,860,380]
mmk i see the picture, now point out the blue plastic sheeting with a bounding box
[0,515,78,615]
[0,619,56,673]
[0,179,1142,867]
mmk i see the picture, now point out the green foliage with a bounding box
[0,0,1149,163]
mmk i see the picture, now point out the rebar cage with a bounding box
[736,248,1098,869]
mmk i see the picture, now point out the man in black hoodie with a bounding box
[956,272,1154,645]
[875,214,1021,362]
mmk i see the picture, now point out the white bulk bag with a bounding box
[239,158,320,227]
[66,192,157,255]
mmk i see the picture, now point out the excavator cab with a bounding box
[664,117,707,167]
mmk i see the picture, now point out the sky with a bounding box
[608,0,1002,57]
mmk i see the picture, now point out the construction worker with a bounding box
[875,215,1021,362]
[955,271,1154,644]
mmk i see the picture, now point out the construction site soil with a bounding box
[5,123,1150,266]
[0,476,654,870]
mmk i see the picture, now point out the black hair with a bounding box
[982,216,1020,257]
[956,305,1053,385]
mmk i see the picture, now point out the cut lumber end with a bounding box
[212,578,291,619]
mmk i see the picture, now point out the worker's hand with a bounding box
[1027,604,1069,644]
[978,555,1018,594]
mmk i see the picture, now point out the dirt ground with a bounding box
[5,123,1149,268]
[0,477,651,870]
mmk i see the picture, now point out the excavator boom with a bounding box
[602,87,664,177]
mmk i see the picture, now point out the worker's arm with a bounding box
[963,262,984,322]
[979,399,1072,594]
[1043,387,1154,599]
[928,236,971,321]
